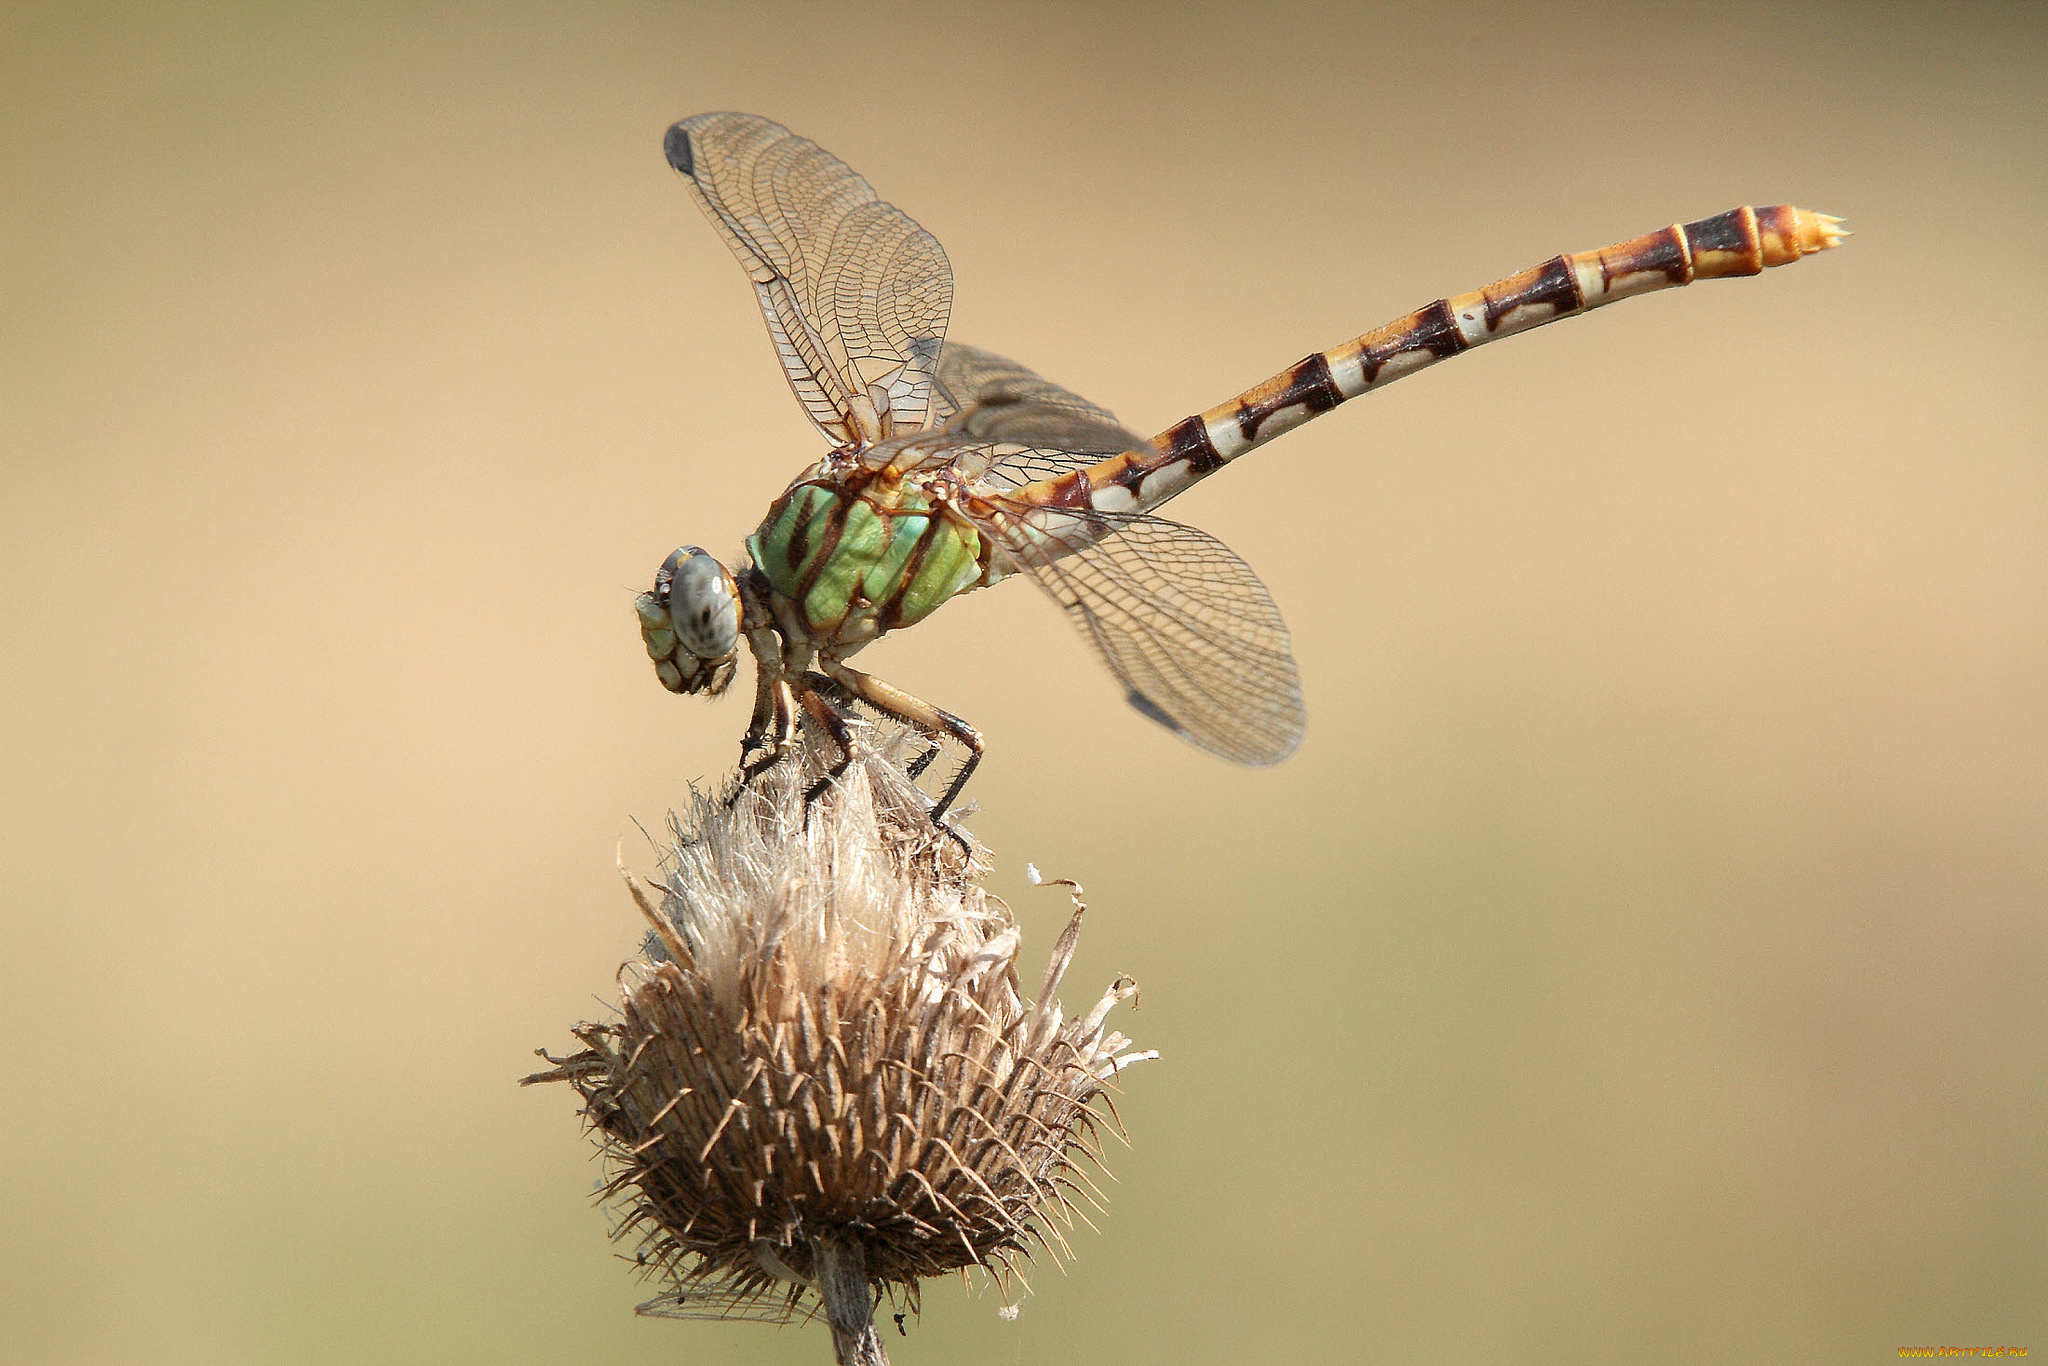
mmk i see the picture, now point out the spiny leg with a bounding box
[796,675,859,808]
[814,669,943,782]
[818,658,985,829]
[729,667,798,806]
[903,739,943,782]
[924,711,983,827]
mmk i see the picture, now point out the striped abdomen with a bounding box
[1033,204,1844,519]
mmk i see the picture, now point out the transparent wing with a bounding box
[936,342,1153,461]
[850,345,1151,486]
[988,501,1305,764]
[666,113,953,445]
[976,443,1124,490]
[861,432,1111,490]
[634,1276,818,1325]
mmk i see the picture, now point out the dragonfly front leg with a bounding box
[731,637,799,800]
[817,658,984,829]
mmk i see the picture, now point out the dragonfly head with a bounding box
[638,546,740,696]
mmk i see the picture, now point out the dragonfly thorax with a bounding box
[748,471,989,651]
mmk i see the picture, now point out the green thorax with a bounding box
[748,472,987,644]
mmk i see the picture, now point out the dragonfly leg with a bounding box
[795,675,858,808]
[729,669,798,804]
[925,717,983,827]
[817,659,984,830]
[903,736,943,782]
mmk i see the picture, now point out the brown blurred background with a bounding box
[4,1,2043,1362]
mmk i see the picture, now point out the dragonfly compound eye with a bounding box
[658,547,741,660]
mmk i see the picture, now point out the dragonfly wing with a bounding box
[868,433,1108,490]
[938,342,1154,471]
[634,1275,816,1325]
[666,113,953,444]
[993,504,1305,765]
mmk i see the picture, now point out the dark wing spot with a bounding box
[1124,689,1185,734]
[663,123,695,176]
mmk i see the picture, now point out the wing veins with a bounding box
[987,500,1304,765]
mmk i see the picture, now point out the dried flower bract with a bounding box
[526,740,1151,1351]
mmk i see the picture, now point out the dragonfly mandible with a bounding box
[637,112,1844,826]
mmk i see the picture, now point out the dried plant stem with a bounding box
[814,1236,887,1366]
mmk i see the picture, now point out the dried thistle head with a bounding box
[526,739,1152,1345]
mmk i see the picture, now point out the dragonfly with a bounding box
[637,112,1843,826]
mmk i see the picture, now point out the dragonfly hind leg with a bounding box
[903,736,944,782]
[817,658,985,830]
